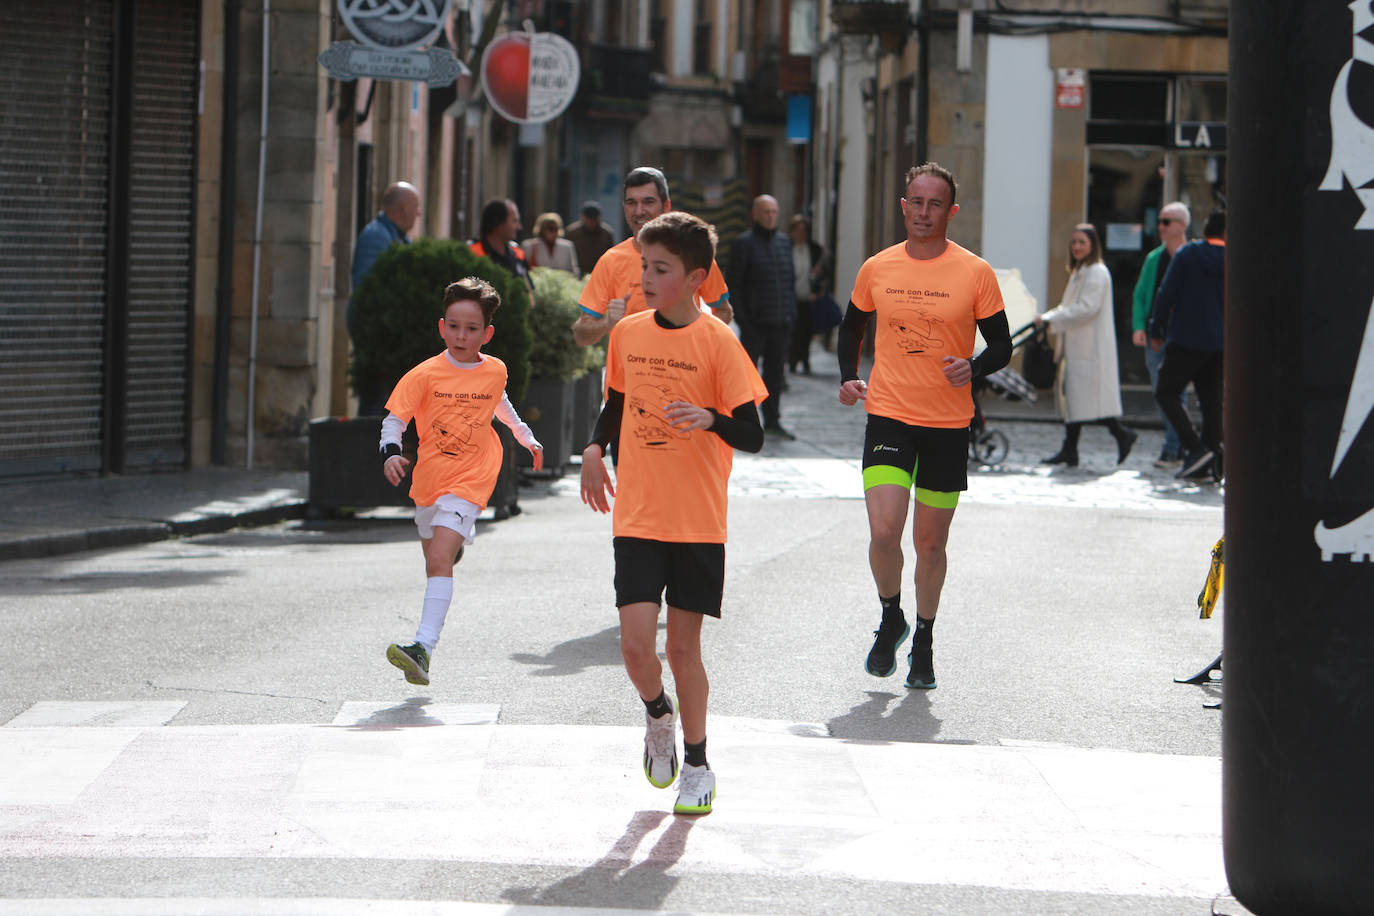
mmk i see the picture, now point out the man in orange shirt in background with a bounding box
[837,162,1012,690]
[572,167,732,348]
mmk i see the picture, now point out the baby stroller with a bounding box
[968,322,1041,467]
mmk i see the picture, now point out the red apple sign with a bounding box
[481,31,580,124]
[482,32,530,121]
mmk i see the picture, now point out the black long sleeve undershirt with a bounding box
[588,308,764,454]
[836,303,1013,381]
[588,389,762,454]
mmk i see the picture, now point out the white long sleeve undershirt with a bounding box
[378,353,541,453]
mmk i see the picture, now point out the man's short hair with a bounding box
[1203,209,1226,239]
[637,211,717,275]
[1160,200,1191,229]
[581,200,601,217]
[443,277,501,326]
[624,166,670,203]
[903,162,957,206]
[479,198,514,238]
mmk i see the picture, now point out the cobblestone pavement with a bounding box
[562,357,1224,514]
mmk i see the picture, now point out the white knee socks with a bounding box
[414,576,453,653]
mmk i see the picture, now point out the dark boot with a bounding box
[1043,446,1079,467]
[1109,422,1138,464]
[1044,424,1080,466]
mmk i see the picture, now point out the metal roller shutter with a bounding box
[125,0,196,468]
[0,3,113,476]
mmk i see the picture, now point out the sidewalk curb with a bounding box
[0,502,308,562]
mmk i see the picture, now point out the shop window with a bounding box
[1086,74,1170,146]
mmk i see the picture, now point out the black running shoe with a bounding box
[1177,448,1216,480]
[905,642,936,690]
[865,620,910,677]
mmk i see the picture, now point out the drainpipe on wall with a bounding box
[211,0,240,466]
[246,0,270,468]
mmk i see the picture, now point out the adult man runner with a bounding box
[837,162,1012,689]
[572,167,732,348]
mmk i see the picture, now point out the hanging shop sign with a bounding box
[321,0,464,85]
[319,41,468,86]
[337,0,452,51]
[480,27,580,124]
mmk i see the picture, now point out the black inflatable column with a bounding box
[1225,1,1374,912]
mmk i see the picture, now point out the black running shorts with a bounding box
[861,413,969,494]
[613,537,725,617]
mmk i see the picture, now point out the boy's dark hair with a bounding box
[637,211,717,275]
[443,276,501,326]
[1203,209,1226,239]
[624,166,670,203]
[479,198,513,238]
[904,161,958,206]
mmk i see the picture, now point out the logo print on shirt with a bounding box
[889,308,945,354]
[432,408,484,457]
[628,383,689,448]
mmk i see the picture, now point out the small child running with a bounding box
[380,277,543,686]
[580,211,767,815]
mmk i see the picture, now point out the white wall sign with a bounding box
[480,28,580,125]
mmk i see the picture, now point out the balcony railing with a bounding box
[576,44,654,119]
[830,0,911,35]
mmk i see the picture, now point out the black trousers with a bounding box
[1155,344,1223,455]
[740,321,789,426]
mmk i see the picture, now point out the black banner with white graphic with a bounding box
[1226,1,1374,910]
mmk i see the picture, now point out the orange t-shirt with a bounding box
[579,238,729,319]
[385,353,509,509]
[850,241,1005,428]
[606,311,767,543]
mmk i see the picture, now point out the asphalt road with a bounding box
[0,368,1231,915]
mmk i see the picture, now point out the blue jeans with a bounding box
[1145,343,1181,456]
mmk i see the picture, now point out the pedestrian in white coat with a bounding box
[1033,223,1137,468]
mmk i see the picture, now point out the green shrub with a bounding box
[350,238,532,404]
[527,267,588,381]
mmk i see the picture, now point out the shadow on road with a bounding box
[502,809,693,910]
[826,689,976,746]
[509,624,627,676]
[341,696,446,730]
[0,568,238,596]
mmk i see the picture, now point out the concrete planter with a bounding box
[518,378,576,472]
[308,416,519,518]
[572,370,603,455]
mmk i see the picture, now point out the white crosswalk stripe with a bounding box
[1,701,1226,906]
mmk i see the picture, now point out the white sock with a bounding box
[414,577,453,653]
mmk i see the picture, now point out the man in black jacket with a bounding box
[728,195,796,438]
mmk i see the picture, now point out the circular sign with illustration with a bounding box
[337,0,452,51]
[480,28,581,124]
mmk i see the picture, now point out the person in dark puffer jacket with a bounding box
[727,195,796,438]
[1149,208,1226,481]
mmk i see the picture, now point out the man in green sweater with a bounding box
[1132,201,1190,467]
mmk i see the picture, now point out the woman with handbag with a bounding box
[1033,223,1137,467]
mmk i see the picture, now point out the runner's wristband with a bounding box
[380,442,402,464]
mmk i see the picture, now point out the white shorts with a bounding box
[414,494,481,544]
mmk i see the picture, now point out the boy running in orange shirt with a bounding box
[380,278,543,686]
[580,211,767,815]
